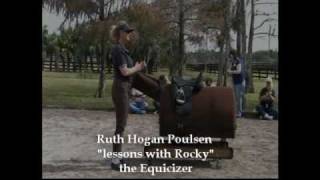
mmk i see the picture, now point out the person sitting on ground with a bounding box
[129,88,148,114]
[256,77,278,120]
[204,77,216,87]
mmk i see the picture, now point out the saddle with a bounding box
[171,72,203,116]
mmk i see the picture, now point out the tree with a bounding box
[42,25,49,56]
[193,0,232,86]
[247,0,256,92]
[186,0,238,86]
[155,0,203,77]
[43,0,130,97]
[238,0,246,57]
[222,0,233,87]
[247,0,278,93]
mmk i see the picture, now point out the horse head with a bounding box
[131,72,168,102]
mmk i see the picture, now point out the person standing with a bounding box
[110,21,145,170]
[228,50,245,118]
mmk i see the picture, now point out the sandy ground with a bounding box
[42,108,278,178]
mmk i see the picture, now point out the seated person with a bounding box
[256,77,278,120]
[204,77,216,87]
[153,101,160,114]
[129,88,148,114]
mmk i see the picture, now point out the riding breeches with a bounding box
[111,79,131,153]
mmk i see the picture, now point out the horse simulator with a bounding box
[132,72,236,168]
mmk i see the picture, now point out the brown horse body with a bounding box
[132,72,236,139]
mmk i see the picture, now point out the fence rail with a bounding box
[42,57,277,80]
[185,62,278,80]
[42,56,158,73]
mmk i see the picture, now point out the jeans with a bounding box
[233,83,244,115]
[256,105,278,120]
[129,101,146,114]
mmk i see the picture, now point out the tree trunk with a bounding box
[55,53,59,72]
[247,0,255,93]
[67,52,71,72]
[96,0,106,98]
[240,0,247,110]
[79,55,82,71]
[236,0,241,56]
[223,0,232,87]
[240,0,246,57]
[217,42,224,86]
[73,54,77,72]
[177,0,185,77]
[168,41,175,77]
[49,54,53,72]
[90,53,94,72]
[60,49,65,72]
[96,45,106,98]
[268,25,271,51]
[84,53,88,71]
[106,50,112,74]
[236,31,241,56]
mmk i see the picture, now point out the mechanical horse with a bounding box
[131,72,236,166]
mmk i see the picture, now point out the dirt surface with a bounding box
[42,108,278,178]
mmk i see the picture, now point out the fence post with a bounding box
[49,55,53,72]
[67,53,71,72]
[62,55,65,72]
[79,57,82,72]
[90,56,94,72]
[73,57,76,72]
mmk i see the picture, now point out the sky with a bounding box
[42,0,278,52]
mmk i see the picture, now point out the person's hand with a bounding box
[140,60,146,69]
[134,61,145,71]
[267,92,272,97]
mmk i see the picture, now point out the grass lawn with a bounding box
[42,70,278,112]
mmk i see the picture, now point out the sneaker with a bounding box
[111,162,121,171]
[110,158,125,171]
[264,113,273,120]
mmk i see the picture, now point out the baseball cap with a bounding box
[118,22,134,33]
